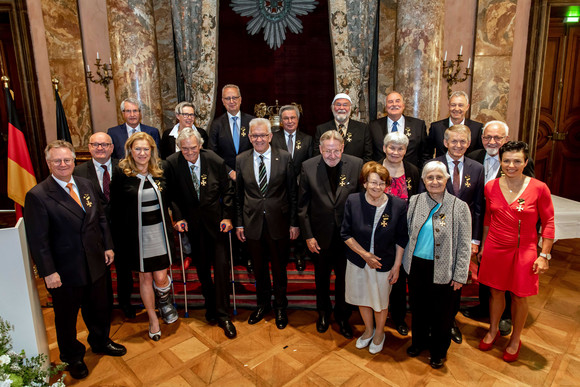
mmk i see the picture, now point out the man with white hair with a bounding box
[159,101,209,159]
[313,93,373,162]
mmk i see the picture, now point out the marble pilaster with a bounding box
[394,0,444,123]
[471,0,517,123]
[40,0,90,146]
[153,0,178,132]
[106,0,163,130]
[377,0,397,118]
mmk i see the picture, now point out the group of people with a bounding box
[23,84,555,379]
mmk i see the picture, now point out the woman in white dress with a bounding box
[341,162,408,354]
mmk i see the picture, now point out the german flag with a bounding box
[5,85,37,219]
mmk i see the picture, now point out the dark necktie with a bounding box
[101,165,110,201]
[190,165,200,199]
[287,133,294,155]
[453,160,460,195]
[392,121,398,132]
[258,155,268,196]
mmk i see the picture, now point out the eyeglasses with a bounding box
[123,109,140,114]
[223,96,240,102]
[249,134,270,140]
[89,142,112,148]
[49,158,74,166]
[179,113,195,118]
[482,135,506,142]
[334,103,350,108]
[367,181,386,188]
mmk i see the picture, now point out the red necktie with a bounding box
[101,165,110,201]
[453,160,460,195]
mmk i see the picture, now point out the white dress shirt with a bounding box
[52,175,84,211]
[284,130,296,157]
[91,158,112,192]
[387,116,406,133]
[484,153,500,184]
[445,153,464,187]
[126,123,142,137]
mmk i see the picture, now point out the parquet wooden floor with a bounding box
[42,239,580,386]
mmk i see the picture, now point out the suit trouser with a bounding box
[314,229,351,321]
[49,273,111,363]
[115,257,134,308]
[247,219,289,310]
[408,257,455,360]
[388,268,409,324]
[191,229,231,322]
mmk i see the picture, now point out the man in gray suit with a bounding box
[298,130,363,338]
[235,118,300,329]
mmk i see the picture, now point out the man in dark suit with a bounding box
[313,93,372,162]
[74,132,137,319]
[427,91,484,158]
[209,84,254,180]
[159,101,209,159]
[270,104,313,271]
[24,141,126,380]
[421,124,485,345]
[462,120,535,336]
[164,128,237,339]
[108,98,161,159]
[369,91,430,168]
[298,130,363,338]
[236,118,300,329]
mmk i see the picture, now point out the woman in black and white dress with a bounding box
[110,132,178,341]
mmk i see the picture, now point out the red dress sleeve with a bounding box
[483,180,494,227]
[537,181,555,239]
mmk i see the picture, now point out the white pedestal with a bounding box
[0,218,49,358]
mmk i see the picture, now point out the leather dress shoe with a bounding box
[66,359,89,379]
[275,309,288,329]
[295,256,306,272]
[91,340,127,357]
[430,357,445,369]
[406,345,424,357]
[206,312,218,325]
[316,313,330,333]
[248,306,270,324]
[499,318,512,336]
[120,304,136,319]
[450,322,463,344]
[395,321,409,336]
[461,304,487,319]
[218,320,237,339]
[338,320,353,339]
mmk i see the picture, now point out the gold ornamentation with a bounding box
[464,175,471,188]
[296,139,302,150]
[155,180,163,192]
[240,127,247,137]
[406,177,412,190]
[339,174,347,187]
[516,198,525,212]
[405,127,412,137]
[380,213,389,227]
[439,213,446,227]
[83,194,92,208]
[200,174,208,186]
[345,132,353,142]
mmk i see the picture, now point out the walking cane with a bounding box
[223,224,237,316]
[178,225,189,317]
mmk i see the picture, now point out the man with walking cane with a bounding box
[164,128,237,338]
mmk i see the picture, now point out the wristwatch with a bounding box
[540,253,551,260]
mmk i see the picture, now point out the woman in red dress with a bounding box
[477,141,555,362]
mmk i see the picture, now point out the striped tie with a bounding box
[258,155,267,196]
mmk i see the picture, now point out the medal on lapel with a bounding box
[339,174,347,187]
[295,139,302,150]
[200,174,208,186]
[406,177,412,190]
[83,194,93,208]
[240,127,247,137]
[516,198,525,212]
[155,180,163,192]
[345,132,353,142]
[380,213,389,227]
[464,175,471,188]
[405,127,411,137]
[439,213,446,226]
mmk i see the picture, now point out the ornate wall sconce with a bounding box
[442,46,472,98]
[254,100,303,132]
[86,53,113,101]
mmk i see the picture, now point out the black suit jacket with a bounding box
[164,149,234,240]
[298,154,363,250]
[108,123,161,159]
[377,159,421,198]
[235,146,298,240]
[209,112,254,172]
[420,155,485,240]
[466,149,536,178]
[428,118,484,158]
[313,119,373,162]
[74,158,119,220]
[270,130,313,177]
[369,115,429,168]
[159,126,209,160]
[24,176,113,287]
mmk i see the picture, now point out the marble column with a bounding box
[377,0,397,118]
[394,0,445,123]
[106,0,163,130]
[40,0,91,146]
[470,0,517,123]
